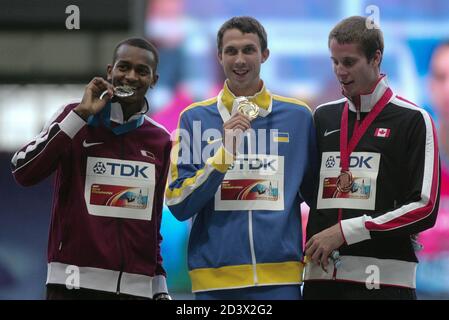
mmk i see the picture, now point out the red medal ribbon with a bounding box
[339,88,393,171]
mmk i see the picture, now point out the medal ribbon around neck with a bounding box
[339,88,393,172]
[87,102,145,135]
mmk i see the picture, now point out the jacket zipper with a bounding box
[332,101,358,279]
[248,210,258,285]
[116,135,126,294]
[116,220,125,294]
[355,99,361,130]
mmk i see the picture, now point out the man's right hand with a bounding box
[222,112,251,155]
[73,77,115,121]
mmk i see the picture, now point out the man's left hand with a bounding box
[305,224,345,271]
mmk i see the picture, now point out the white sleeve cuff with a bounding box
[152,275,168,296]
[340,215,371,245]
[59,110,86,139]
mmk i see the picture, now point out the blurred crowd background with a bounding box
[1,0,448,299]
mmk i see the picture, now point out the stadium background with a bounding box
[0,0,448,299]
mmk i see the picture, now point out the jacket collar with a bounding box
[110,98,149,124]
[217,80,272,122]
[87,98,149,135]
[345,75,392,113]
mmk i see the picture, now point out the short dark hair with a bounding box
[329,16,384,63]
[112,37,159,69]
[217,16,268,53]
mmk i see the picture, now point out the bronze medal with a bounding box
[336,170,353,193]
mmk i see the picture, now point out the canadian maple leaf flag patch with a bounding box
[374,128,391,138]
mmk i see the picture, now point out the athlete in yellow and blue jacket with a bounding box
[165,16,318,300]
[166,82,317,299]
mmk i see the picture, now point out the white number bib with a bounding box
[84,157,155,220]
[214,154,285,211]
[317,152,380,210]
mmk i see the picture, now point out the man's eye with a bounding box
[118,65,128,71]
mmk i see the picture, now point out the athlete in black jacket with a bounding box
[303,16,440,300]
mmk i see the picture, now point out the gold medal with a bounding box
[336,170,353,193]
[235,97,259,121]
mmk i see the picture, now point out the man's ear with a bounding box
[217,51,224,66]
[151,74,159,88]
[261,49,270,63]
[372,50,382,68]
[106,64,113,82]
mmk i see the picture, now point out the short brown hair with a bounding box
[217,16,268,53]
[329,16,384,63]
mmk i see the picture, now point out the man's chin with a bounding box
[116,97,142,108]
[117,93,141,102]
[342,88,358,98]
[228,79,253,93]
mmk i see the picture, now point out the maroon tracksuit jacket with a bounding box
[11,101,171,298]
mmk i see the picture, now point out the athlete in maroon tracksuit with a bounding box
[11,38,172,300]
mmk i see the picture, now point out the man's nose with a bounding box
[235,51,246,65]
[335,64,348,77]
[125,69,138,81]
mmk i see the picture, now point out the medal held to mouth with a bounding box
[235,97,259,121]
[100,85,135,100]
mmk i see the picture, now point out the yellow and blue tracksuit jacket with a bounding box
[166,82,318,293]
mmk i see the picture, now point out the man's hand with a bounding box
[305,224,345,272]
[73,77,114,120]
[222,112,251,155]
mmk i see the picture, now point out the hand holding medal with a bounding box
[73,77,116,121]
[222,97,256,156]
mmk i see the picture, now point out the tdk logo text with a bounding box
[325,155,373,169]
[230,157,277,171]
[93,161,149,178]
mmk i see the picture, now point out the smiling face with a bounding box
[218,28,269,96]
[329,39,381,97]
[107,44,158,106]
